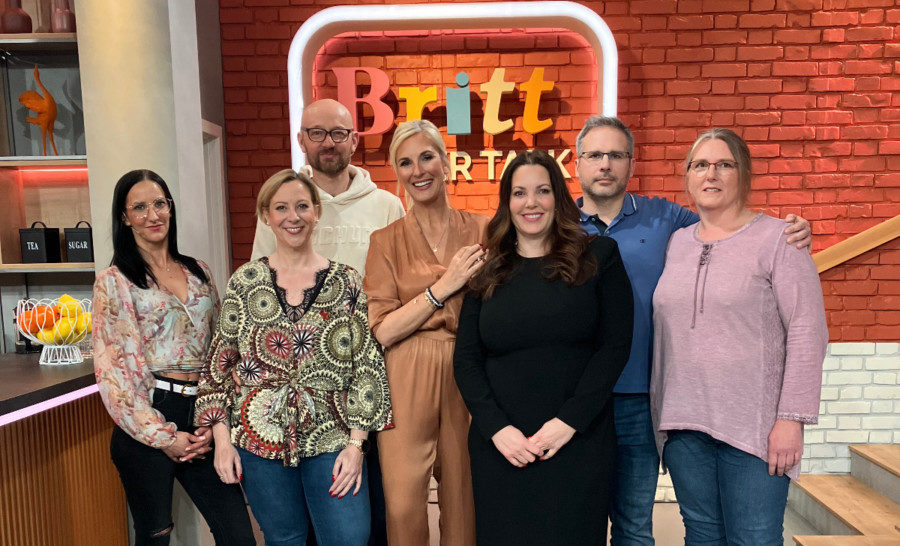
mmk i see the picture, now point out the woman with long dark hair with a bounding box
[92,169,254,545]
[454,151,634,545]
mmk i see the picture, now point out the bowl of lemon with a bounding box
[15,295,92,365]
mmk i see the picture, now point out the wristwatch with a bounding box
[347,438,370,454]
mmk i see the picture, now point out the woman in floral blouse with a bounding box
[92,169,254,545]
[196,169,392,545]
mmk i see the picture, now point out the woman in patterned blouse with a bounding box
[196,169,392,545]
[92,169,254,545]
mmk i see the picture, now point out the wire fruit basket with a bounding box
[15,296,92,365]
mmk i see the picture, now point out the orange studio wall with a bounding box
[219,0,899,343]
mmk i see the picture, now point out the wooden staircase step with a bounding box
[851,445,900,478]
[794,536,900,546]
[794,475,900,536]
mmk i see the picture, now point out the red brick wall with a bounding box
[220,0,899,342]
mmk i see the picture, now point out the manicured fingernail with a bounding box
[331,493,336,497]
[332,475,335,481]
[338,494,344,499]
[239,474,243,481]
[353,491,358,497]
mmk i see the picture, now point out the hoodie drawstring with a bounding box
[691,244,713,328]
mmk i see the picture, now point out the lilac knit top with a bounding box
[650,214,828,479]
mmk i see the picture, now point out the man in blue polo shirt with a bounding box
[574,116,810,545]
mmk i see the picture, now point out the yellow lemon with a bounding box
[36,328,56,344]
[74,312,91,334]
[57,298,82,318]
[54,317,77,343]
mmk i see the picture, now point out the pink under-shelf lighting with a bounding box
[0,384,98,427]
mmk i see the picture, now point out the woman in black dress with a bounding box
[453,151,633,545]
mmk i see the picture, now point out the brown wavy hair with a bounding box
[470,150,596,298]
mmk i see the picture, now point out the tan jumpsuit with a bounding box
[364,207,487,546]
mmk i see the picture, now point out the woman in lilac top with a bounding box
[650,129,827,545]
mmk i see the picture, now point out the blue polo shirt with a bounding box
[577,194,699,393]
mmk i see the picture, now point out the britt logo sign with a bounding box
[287,2,618,172]
[333,67,556,136]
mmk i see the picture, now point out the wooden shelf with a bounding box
[0,33,76,51]
[0,262,94,273]
[0,156,86,167]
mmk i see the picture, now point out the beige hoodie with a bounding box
[251,165,405,274]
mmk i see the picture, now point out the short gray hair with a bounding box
[575,116,635,156]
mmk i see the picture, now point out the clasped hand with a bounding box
[492,418,576,468]
[162,426,212,463]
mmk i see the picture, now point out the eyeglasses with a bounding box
[302,127,352,143]
[127,198,173,219]
[578,150,632,164]
[688,160,737,175]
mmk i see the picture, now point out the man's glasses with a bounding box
[578,150,632,164]
[688,160,737,175]
[127,198,173,219]
[303,127,352,143]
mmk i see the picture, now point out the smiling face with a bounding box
[298,99,358,176]
[263,180,319,251]
[509,163,555,243]
[394,132,450,206]
[686,138,742,212]
[123,180,170,248]
[576,126,635,201]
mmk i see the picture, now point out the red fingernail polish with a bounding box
[331,493,336,498]
[239,474,243,481]
[353,491,358,497]
[332,475,335,481]
[339,494,344,499]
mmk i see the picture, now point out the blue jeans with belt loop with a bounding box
[663,429,790,546]
[238,447,371,546]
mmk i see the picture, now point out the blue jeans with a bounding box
[238,448,371,546]
[609,394,660,546]
[664,430,789,546]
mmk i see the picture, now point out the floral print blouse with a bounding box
[194,259,393,465]
[92,261,219,448]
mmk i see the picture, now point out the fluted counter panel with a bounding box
[0,392,127,545]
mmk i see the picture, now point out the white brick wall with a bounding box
[655,342,899,502]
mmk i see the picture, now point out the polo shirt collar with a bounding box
[576,193,638,224]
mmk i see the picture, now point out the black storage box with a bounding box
[19,221,61,263]
[64,221,93,262]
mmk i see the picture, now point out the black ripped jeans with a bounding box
[109,377,254,546]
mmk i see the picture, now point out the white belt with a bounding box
[155,379,198,396]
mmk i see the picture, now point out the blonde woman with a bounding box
[364,120,486,545]
[196,169,392,545]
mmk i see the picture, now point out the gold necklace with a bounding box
[418,214,450,253]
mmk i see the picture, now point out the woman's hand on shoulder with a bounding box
[431,244,486,301]
[330,445,365,499]
[530,418,576,461]
[491,425,543,468]
[783,214,812,250]
[767,419,803,476]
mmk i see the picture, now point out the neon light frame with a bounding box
[287,1,618,170]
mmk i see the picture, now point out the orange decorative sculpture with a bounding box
[19,66,59,156]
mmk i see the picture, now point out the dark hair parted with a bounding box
[470,150,596,298]
[110,169,208,289]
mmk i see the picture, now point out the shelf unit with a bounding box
[0,32,92,354]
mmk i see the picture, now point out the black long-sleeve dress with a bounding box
[454,237,634,545]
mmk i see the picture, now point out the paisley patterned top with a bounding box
[92,261,219,448]
[194,259,393,465]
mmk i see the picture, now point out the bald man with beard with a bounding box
[251,99,404,275]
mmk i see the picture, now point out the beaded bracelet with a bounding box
[424,287,444,309]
